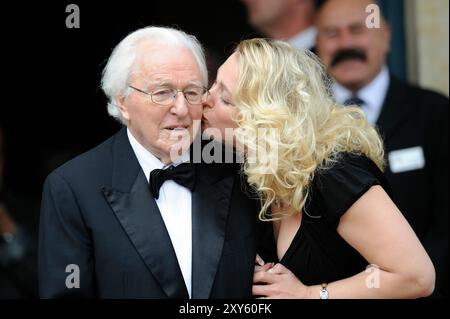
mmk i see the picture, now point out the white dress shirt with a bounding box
[333,65,390,125]
[127,129,193,298]
[287,26,317,50]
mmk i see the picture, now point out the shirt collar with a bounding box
[333,66,390,115]
[287,26,317,50]
[127,128,190,182]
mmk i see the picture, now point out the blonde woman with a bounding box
[202,38,435,298]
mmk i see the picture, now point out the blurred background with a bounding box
[1,0,448,202]
[0,0,448,298]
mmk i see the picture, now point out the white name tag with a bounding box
[388,146,425,174]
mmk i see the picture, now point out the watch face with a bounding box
[320,288,329,299]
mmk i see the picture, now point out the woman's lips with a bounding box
[201,116,209,128]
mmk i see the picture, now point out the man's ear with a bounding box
[115,95,130,121]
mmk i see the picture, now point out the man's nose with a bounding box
[338,30,355,48]
[203,92,214,109]
[171,92,190,116]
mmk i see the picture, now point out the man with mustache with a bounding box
[316,0,448,297]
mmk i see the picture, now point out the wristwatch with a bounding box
[319,283,329,299]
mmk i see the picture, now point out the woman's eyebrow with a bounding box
[215,66,231,94]
[218,81,231,94]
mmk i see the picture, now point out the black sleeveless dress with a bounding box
[260,152,393,286]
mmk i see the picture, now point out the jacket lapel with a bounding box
[191,163,235,299]
[376,76,413,143]
[102,128,188,299]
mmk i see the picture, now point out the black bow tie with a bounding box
[149,163,196,199]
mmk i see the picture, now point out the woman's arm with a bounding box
[253,185,435,298]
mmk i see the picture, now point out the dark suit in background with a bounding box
[1,126,39,298]
[39,128,260,298]
[376,76,449,297]
[0,192,39,298]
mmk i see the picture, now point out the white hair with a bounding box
[101,26,208,124]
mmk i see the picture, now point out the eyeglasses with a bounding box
[128,84,209,106]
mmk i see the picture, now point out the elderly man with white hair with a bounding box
[39,26,261,298]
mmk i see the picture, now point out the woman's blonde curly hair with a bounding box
[233,38,385,221]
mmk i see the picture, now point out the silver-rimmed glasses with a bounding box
[128,85,209,106]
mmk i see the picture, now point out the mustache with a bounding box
[331,48,367,67]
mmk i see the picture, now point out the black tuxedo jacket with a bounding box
[39,128,261,298]
[376,76,449,296]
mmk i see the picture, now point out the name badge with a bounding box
[388,146,425,174]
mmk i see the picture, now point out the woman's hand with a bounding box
[253,263,309,299]
[254,254,273,273]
